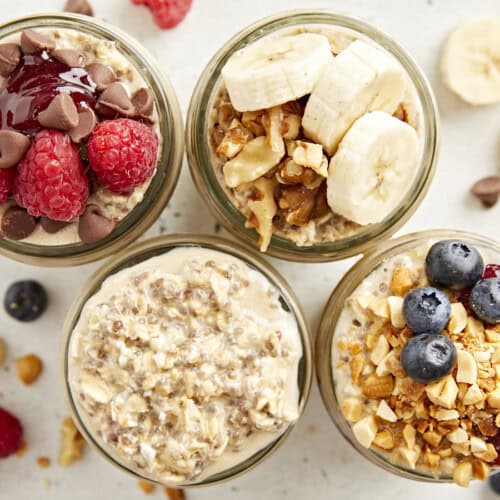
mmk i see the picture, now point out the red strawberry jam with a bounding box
[0,51,96,134]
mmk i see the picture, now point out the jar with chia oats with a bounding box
[186,10,439,262]
[0,14,183,266]
[316,230,500,486]
[63,234,312,487]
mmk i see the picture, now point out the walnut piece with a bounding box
[58,417,86,467]
[16,354,43,385]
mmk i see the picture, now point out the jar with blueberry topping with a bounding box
[0,13,183,266]
[316,230,500,486]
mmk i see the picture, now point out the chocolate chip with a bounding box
[69,108,97,143]
[38,93,79,131]
[1,206,36,240]
[85,63,116,92]
[20,29,56,54]
[78,204,116,243]
[0,130,30,169]
[51,49,86,67]
[40,217,70,234]
[96,82,135,118]
[0,43,21,77]
[132,88,154,117]
[471,176,500,208]
[64,0,94,16]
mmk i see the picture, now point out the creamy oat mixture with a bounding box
[69,247,302,483]
[332,242,500,485]
[0,27,160,245]
[209,25,423,250]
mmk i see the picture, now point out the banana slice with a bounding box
[441,18,500,105]
[221,33,334,112]
[303,40,407,155]
[327,111,419,225]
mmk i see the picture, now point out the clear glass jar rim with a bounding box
[315,229,500,482]
[0,13,184,266]
[186,9,440,263]
[62,233,313,487]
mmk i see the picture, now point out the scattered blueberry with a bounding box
[401,333,456,383]
[490,473,500,494]
[4,280,48,322]
[425,240,484,291]
[403,286,451,334]
[470,278,500,324]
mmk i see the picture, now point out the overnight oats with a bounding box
[64,236,311,486]
[187,11,439,261]
[0,15,183,265]
[317,231,500,486]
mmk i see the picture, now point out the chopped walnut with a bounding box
[16,354,43,385]
[58,417,86,467]
[277,185,318,226]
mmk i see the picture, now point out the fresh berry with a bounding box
[13,130,89,221]
[403,286,451,334]
[0,407,23,458]
[0,167,15,204]
[469,278,500,324]
[490,473,500,494]
[4,280,48,322]
[425,240,484,291]
[483,264,500,279]
[132,0,192,29]
[401,333,456,383]
[87,118,158,194]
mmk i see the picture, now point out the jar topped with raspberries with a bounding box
[186,10,439,262]
[0,13,183,266]
[316,230,500,486]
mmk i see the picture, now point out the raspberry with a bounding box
[13,130,89,222]
[0,168,15,204]
[132,0,192,29]
[87,119,159,194]
[483,264,500,279]
[0,407,23,458]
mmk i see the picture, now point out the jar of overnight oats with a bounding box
[186,10,439,262]
[0,14,183,266]
[63,234,312,487]
[316,230,500,486]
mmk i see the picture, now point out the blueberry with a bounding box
[470,278,500,324]
[401,333,456,383]
[403,286,451,334]
[490,473,500,494]
[425,240,484,291]
[4,280,48,322]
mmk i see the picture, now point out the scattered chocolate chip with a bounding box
[96,82,134,118]
[51,49,85,68]
[64,0,94,16]
[132,88,154,117]
[69,108,97,143]
[0,43,21,77]
[1,206,36,240]
[40,217,70,234]
[78,204,116,243]
[0,130,30,169]
[38,93,79,131]
[85,63,116,92]
[471,176,500,208]
[20,29,56,55]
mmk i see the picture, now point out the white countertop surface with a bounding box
[0,0,499,499]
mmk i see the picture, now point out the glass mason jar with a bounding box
[186,10,440,263]
[0,14,184,266]
[316,229,500,483]
[62,233,313,487]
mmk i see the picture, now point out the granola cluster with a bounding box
[69,248,302,483]
[334,245,500,486]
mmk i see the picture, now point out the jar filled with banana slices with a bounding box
[186,10,439,262]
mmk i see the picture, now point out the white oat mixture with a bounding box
[0,27,160,246]
[332,242,500,485]
[69,247,302,483]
